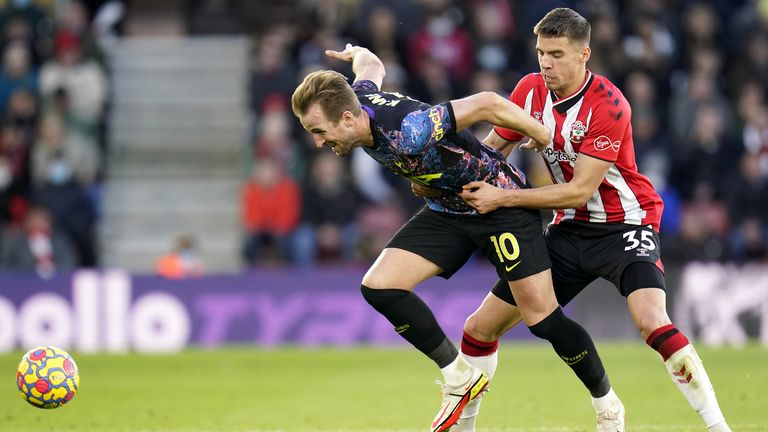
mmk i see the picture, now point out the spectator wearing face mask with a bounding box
[31,130,99,267]
[32,112,99,186]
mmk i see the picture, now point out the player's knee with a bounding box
[360,284,408,310]
[635,309,672,338]
[463,313,500,342]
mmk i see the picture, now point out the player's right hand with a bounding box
[325,43,357,62]
[411,182,442,198]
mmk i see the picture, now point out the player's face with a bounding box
[300,103,358,156]
[536,36,590,97]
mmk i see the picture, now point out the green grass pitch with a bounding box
[1,343,766,431]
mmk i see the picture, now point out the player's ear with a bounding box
[342,110,354,126]
[580,46,591,63]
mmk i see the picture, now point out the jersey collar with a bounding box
[550,71,593,114]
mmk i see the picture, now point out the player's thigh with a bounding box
[363,247,442,290]
[545,225,597,306]
[364,207,476,288]
[465,291,523,341]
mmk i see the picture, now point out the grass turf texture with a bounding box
[1,343,765,431]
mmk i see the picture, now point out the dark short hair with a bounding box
[534,8,591,45]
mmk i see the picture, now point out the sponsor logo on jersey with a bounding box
[428,107,445,141]
[543,147,577,164]
[570,120,586,143]
[594,135,620,152]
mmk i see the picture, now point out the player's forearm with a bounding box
[504,182,592,210]
[350,48,385,81]
[486,94,549,144]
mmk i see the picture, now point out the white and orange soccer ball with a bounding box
[16,346,79,409]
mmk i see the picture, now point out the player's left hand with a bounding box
[459,181,506,214]
[519,138,548,152]
[411,182,442,198]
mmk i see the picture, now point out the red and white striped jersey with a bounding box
[494,71,664,230]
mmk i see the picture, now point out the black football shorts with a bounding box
[492,220,666,306]
[386,206,551,281]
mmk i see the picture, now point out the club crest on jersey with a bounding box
[570,121,586,143]
[594,135,620,152]
[533,111,542,122]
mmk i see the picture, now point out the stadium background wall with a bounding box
[0,263,765,353]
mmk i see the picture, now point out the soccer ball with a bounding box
[16,346,79,409]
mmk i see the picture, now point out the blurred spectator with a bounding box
[668,71,731,148]
[739,96,768,177]
[32,148,99,267]
[622,13,676,82]
[0,0,49,61]
[241,157,300,267]
[587,13,628,79]
[39,30,108,139]
[352,4,409,67]
[0,205,76,277]
[292,152,361,267]
[673,103,738,198]
[252,96,305,180]
[155,233,205,279]
[468,0,515,73]
[680,2,722,59]
[53,0,106,64]
[672,184,730,262]
[248,29,298,116]
[724,153,768,263]
[408,1,473,96]
[355,198,407,263]
[728,32,768,96]
[0,39,37,113]
[32,112,99,187]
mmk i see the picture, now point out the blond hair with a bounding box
[291,70,361,122]
[534,8,591,45]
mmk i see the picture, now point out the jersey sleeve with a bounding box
[578,96,631,163]
[351,79,379,95]
[493,73,537,142]
[399,102,456,155]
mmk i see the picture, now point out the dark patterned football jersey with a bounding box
[353,80,528,214]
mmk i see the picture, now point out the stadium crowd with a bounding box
[1,0,767,273]
[0,0,108,276]
[243,0,768,267]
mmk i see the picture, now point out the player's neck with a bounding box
[554,69,589,100]
[359,108,374,147]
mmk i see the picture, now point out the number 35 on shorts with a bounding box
[490,233,521,271]
[622,228,657,252]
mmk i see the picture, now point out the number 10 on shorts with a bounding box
[490,233,520,268]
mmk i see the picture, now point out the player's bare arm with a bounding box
[325,44,385,89]
[460,153,612,213]
[411,94,548,199]
[450,92,551,146]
